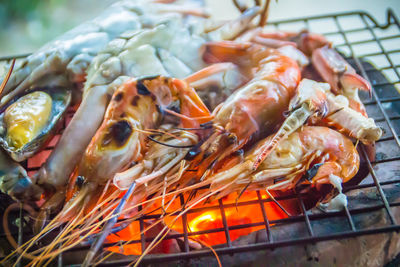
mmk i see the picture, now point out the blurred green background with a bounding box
[0,0,398,57]
[0,0,116,56]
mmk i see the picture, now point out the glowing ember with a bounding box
[107,221,142,255]
[105,190,288,255]
[170,191,287,246]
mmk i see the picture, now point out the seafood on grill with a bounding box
[0,0,220,201]
[32,5,260,203]
[0,0,387,265]
[0,1,267,263]
[5,75,211,266]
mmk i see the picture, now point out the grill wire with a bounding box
[0,8,399,266]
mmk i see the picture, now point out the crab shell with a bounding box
[0,86,71,162]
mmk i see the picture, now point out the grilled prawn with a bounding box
[184,41,301,179]
[251,78,380,170]
[256,31,373,118]
[39,76,210,221]
[209,126,359,204]
[247,31,380,168]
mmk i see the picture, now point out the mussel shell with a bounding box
[0,86,71,162]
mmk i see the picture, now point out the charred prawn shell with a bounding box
[0,86,71,162]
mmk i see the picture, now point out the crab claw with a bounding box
[0,172,42,201]
[296,31,331,56]
[340,72,371,94]
[312,46,370,94]
[257,30,330,56]
[0,150,43,201]
[312,46,372,116]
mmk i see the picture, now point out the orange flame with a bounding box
[106,190,289,255]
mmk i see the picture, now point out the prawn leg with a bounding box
[253,31,330,56]
[323,94,382,144]
[253,79,328,170]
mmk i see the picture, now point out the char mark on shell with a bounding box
[102,120,133,147]
[136,75,162,96]
[184,139,205,160]
[136,81,151,96]
[297,163,324,186]
[113,92,124,102]
[75,175,85,189]
[131,95,140,106]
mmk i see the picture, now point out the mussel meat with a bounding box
[0,86,71,162]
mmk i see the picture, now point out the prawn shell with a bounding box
[0,86,72,162]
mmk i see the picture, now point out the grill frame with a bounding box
[0,8,399,266]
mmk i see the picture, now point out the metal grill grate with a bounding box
[0,8,399,266]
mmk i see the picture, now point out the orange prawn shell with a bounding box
[186,42,301,178]
[298,126,360,183]
[254,126,360,184]
[67,76,210,194]
[214,49,301,141]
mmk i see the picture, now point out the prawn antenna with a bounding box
[83,182,137,267]
[175,125,213,131]
[326,107,344,117]
[265,189,292,217]
[259,0,272,27]
[147,135,195,148]
[235,180,253,211]
[0,58,16,96]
